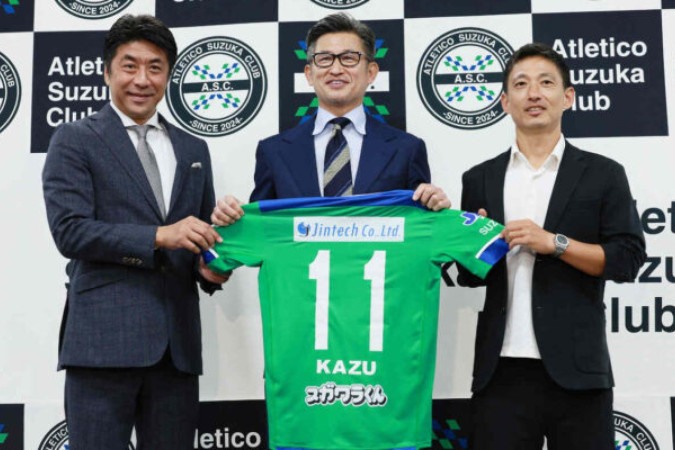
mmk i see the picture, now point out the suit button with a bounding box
[122,257,130,264]
[500,307,506,315]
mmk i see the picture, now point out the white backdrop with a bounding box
[0,0,673,448]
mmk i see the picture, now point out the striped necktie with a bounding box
[131,124,166,218]
[323,117,353,197]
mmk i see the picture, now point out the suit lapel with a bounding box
[89,104,164,220]
[543,143,586,231]
[353,117,396,194]
[278,119,321,197]
[164,118,191,218]
[485,150,510,224]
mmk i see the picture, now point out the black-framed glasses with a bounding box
[310,51,365,68]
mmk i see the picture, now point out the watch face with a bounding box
[556,234,568,245]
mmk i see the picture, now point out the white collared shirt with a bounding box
[313,105,367,194]
[110,102,177,213]
[500,134,566,359]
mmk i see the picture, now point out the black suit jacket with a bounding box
[249,115,431,201]
[459,142,646,391]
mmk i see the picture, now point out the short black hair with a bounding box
[104,14,177,72]
[502,42,571,92]
[305,13,376,63]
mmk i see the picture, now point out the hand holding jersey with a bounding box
[204,190,507,450]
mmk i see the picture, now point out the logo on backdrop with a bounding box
[533,10,668,138]
[278,20,406,132]
[39,420,135,450]
[167,36,267,137]
[0,0,32,31]
[404,0,530,18]
[156,0,277,28]
[31,31,108,153]
[54,0,133,19]
[0,404,24,450]
[195,401,267,449]
[309,0,370,9]
[430,399,471,449]
[614,411,659,450]
[0,0,19,14]
[417,27,513,130]
[0,52,21,135]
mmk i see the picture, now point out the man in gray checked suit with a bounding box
[42,15,229,450]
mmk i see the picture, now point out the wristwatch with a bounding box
[552,233,569,258]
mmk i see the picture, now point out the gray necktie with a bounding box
[131,125,166,218]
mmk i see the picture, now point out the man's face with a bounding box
[104,40,170,125]
[501,56,575,135]
[304,31,378,116]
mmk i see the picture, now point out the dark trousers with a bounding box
[65,353,198,450]
[471,358,614,450]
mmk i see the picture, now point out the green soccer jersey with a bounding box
[204,190,507,450]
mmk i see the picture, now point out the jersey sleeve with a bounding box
[202,202,265,274]
[432,209,508,279]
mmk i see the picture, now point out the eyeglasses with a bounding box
[310,51,366,68]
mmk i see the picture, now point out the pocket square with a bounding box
[191,162,202,169]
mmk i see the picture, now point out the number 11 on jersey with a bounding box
[309,250,386,352]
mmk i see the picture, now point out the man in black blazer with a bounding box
[42,15,228,450]
[459,43,646,450]
[212,13,449,223]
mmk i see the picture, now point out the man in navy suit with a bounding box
[42,15,229,450]
[458,43,646,450]
[212,13,449,223]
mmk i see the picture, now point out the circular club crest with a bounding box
[614,411,659,450]
[310,0,370,9]
[54,0,133,19]
[167,36,267,138]
[38,421,135,450]
[417,28,513,130]
[0,52,21,134]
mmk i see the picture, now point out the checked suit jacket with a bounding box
[459,142,646,392]
[42,103,217,375]
[249,114,431,201]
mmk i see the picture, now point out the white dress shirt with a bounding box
[110,102,177,213]
[312,105,366,194]
[500,134,566,359]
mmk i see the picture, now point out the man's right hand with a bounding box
[211,195,244,226]
[155,216,222,254]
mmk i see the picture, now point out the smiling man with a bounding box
[42,14,228,450]
[211,13,449,224]
[458,42,646,450]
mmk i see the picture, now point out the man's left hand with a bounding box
[503,219,555,254]
[413,183,452,211]
[199,258,231,284]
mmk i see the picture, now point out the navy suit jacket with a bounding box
[459,142,646,391]
[42,103,216,375]
[250,115,431,201]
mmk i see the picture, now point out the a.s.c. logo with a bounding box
[309,0,370,9]
[614,411,659,450]
[54,0,133,19]
[38,420,135,450]
[417,27,513,130]
[167,36,267,137]
[0,51,20,134]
